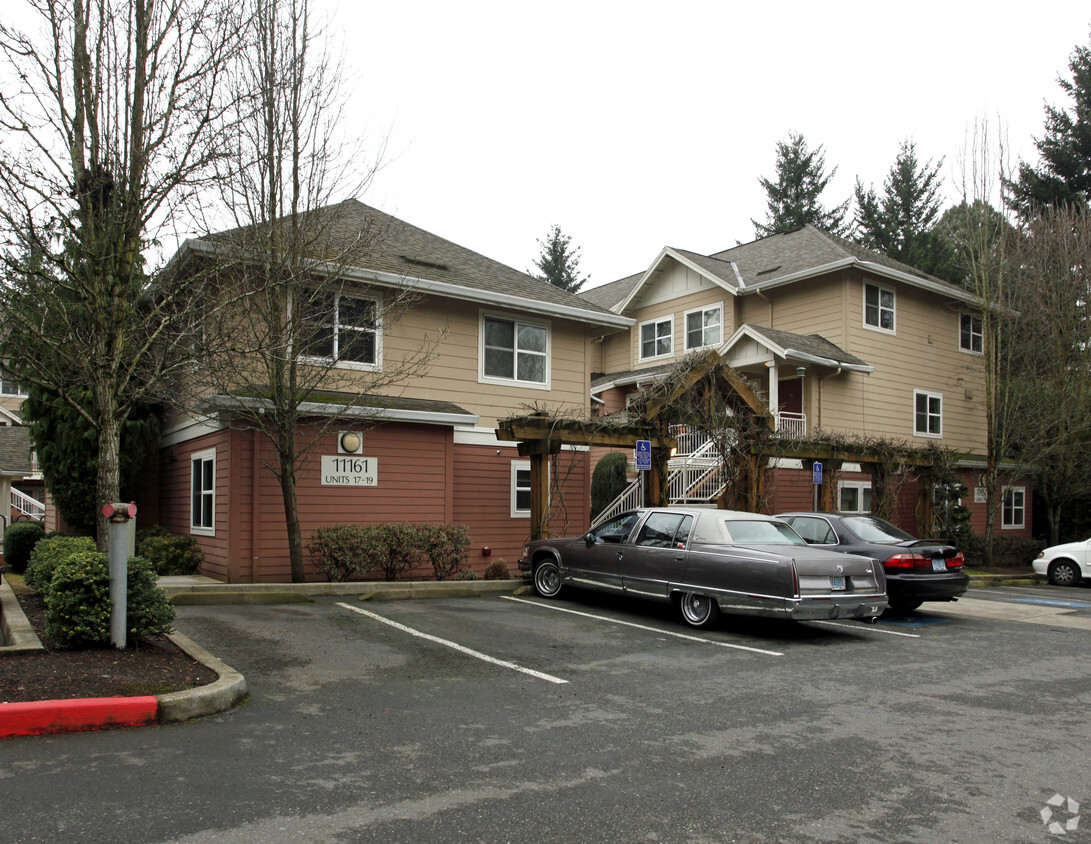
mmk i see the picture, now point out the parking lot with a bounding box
[4,582,1091,843]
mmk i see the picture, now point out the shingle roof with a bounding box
[578,271,643,310]
[740,324,870,368]
[197,199,625,325]
[0,426,33,475]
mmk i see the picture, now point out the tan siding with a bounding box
[627,284,734,371]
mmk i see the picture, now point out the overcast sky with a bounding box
[321,0,1091,288]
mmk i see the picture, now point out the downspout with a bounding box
[817,367,843,430]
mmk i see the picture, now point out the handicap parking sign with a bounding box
[635,439,651,471]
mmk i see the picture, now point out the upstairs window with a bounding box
[483,315,549,386]
[300,291,380,368]
[685,305,723,350]
[864,282,895,333]
[639,317,673,360]
[0,379,26,396]
[914,390,942,437]
[960,313,983,354]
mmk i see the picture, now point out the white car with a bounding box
[1033,539,1091,586]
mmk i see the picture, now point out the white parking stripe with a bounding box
[501,596,784,656]
[810,620,921,638]
[336,602,569,685]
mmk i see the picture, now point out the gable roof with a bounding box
[726,324,874,373]
[183,200,632,330]
[582,224,978,312]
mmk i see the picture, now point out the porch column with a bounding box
[767,363,779,427]
[529,452,550,540]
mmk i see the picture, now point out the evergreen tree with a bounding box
[752,133,850,237]
[931,200,1015,289]
[1008,37,1091,218]
[853,140,948,275]
[532,224,589,293]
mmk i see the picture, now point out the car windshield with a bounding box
[723,519,806,546]
[841,516,915,542]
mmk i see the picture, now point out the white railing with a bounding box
[775,411,807,438]
[11,488,45,521]
[590,477,643,528]
[667,457,722,503]
[669,424,711,458]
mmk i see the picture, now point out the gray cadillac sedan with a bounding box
[518,508,888,628]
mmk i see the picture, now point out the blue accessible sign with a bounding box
[635,439,652,472]
[812,461,823,485]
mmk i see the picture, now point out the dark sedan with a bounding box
[518,508,887,628]
[775,512,968,612]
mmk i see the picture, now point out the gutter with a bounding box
[783,348,874,374]
[202,395,479,427]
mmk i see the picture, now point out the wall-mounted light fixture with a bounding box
[796,366,806,378]
[338,431,363,454]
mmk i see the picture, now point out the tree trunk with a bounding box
[95,405,122,553]
[277,435,306,583]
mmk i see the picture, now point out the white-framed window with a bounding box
[511,460,532,517]
[300,290,381,369]
[914,390,942,438]
[0,379,26,396]
[864,282,895,333]
[481,313,549,387]
[838,481,873,514]
[959,313,983,354]
[190,448,216,536]
[684,304,723,351]
[1002,486,1026,529]
[639,317,673,361]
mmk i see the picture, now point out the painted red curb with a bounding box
[0,696,159,738]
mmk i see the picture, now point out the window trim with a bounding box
[638,316,674,362]
[959,312,983,355]
[510,459,545,518]
[837,481,873,514]
[913,389,943,438]
[298,290,383,372]
[480,312,551,390]
[1002,486,1026,530]
[190,447,216,537]
[683,303,724,352]
[0,380,27,397]
[863,281,896,334]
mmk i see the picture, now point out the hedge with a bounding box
[308,522,471,582]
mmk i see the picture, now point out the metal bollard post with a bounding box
[103,501,137,650]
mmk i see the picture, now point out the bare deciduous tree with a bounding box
[0,0,243,547]
[184,0,439,582]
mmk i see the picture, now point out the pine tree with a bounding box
[532,224,589,293]
[1008,37,1091,218]
[752,133,850,237]
[853,139,947,274]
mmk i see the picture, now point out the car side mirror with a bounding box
[584,533,596,547]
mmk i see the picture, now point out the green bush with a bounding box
[3,521,45,574]
[308,524,370,581]
[483,560,512,580]
[365,523,423,581]
[592,452,630,518]
[136,533,205,576]
[454,568,479,581]
[422,523,471,580]
[44,551,175,649]
[960,533,1046,568]
[25,534,96,592]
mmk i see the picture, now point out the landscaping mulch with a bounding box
[1,584,219,705]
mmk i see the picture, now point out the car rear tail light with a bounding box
[791,561,799,598]
[885,552,928,570]
[948,552,965,568]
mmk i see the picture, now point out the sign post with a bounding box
[812,462,822,511]
[635,440,651,472]
[102,501,137,650]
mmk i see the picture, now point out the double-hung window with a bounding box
[864,282,895,332]
[300,291,380,368]
[639,317,673,360]
[190,448,216,535]
[685,305,722,351]
[838,481,873,514]
[0,379,26,396]
[914,390,942,437]
[1002,487,1026,529]
[483,315,549,386]
[960,313,983,354]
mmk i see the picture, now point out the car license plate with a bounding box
[932,560,948,572]
[830,576,846,590]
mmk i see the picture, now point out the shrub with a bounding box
[422,523,471,580]
[454,568,479,581]
[3,521,45,574]
[960,533,1046,568]
[365,523,424,581]
[483,560,512,580]
[591,452,630,518]
[25,534,96,592]
[44,551,175,649]
[136,533,205,576]
[308,524,370,582]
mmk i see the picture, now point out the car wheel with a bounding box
[888,599,923,613]
[678,592,719,629]
[1049,559,1081,587]
[533,561,563,598]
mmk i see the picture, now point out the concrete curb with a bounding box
[157,630,248,723]
[0,574,45,653]
[160,577,529,604]
[967,572,1044,587]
